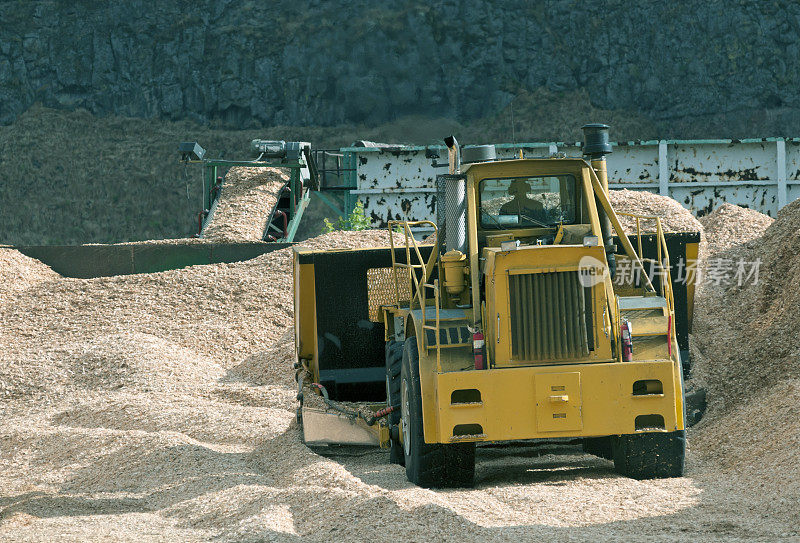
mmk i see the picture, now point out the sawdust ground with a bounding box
[1,214,798,540]
[2,389,793,542]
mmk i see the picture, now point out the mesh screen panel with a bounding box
[436,174,448,256]
[436,174,467,253]
[367,267,411,321]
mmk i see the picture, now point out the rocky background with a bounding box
[2,0,799,244]
[3,0,800,133]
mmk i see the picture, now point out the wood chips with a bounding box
[201,167,289,242]
[692,200,799,409]
[690,201,800,525]
[1,197,798,541]
[609,189,704,234]
[0,248,60,293]
[699,202,774,256]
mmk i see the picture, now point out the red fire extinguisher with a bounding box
[473,331,485,370]
[621,318,633,362]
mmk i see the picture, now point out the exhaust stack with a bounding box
[440,136,467,254]
[582,123,616,277]
[444,136,461,174]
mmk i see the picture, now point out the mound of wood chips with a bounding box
[0,248,60,293]
[691,378,800,521]
[692,201,799,412]
[609,189,703,234]
[699,202,774,256]
[201,166,289,242]
[0,229,401,402]
[2,202,799,540]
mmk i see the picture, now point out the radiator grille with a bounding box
[509,271,592,361]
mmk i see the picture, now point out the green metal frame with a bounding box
[338,150,359,218]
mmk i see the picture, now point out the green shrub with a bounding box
[322,200,371,234]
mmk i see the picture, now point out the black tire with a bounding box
[385,339,405,465]
[401,336,475,488]
[582,437,613,460]
[612,430,686,479]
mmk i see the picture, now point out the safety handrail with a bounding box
[388,220,439,311]
[614,212,677,360]
[388,221,442,369]
[420,280,442,372]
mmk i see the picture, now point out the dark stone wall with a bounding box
[1,0,798,127]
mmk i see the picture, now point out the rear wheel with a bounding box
[401,336,475,488]
[385,339,404,465]
[612,430,686,479]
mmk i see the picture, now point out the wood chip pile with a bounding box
[0,230,400,402]
[691,201,800,519]
[201,167,289,242]
[609,189,703,234]
[1,197,798,541]
[699,202,774,255]
[691,379,800,519]
[692,200,799,409]
[0,248,60,293]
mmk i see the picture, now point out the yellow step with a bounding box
[628,315,669,337]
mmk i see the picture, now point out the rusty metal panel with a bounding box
[665,141,781,216]
[607,144,659,185]
[355,149,434,192]
[670,185,778,217]
[786,141,800,181]
[351,148,437,227]
[344,139,796,226]
[670,141,776,183]
[359,191,438,227]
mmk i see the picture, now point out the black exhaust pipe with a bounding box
[582,124,616,278]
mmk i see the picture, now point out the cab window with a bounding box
[480,175,577,229]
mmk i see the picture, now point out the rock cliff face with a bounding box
[2,0,799,128]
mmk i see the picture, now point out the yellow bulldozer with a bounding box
[293,124,698,488]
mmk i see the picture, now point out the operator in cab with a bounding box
[499,178,545,218]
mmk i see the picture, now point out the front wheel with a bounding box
[401,336,475,488]
[385,339,404,465]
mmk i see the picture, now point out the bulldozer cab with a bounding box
[438,158,615,367]
[468,160,599,251]
[480,174,577,231]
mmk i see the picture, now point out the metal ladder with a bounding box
[388,220,444,371]
[614,213,677,362]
